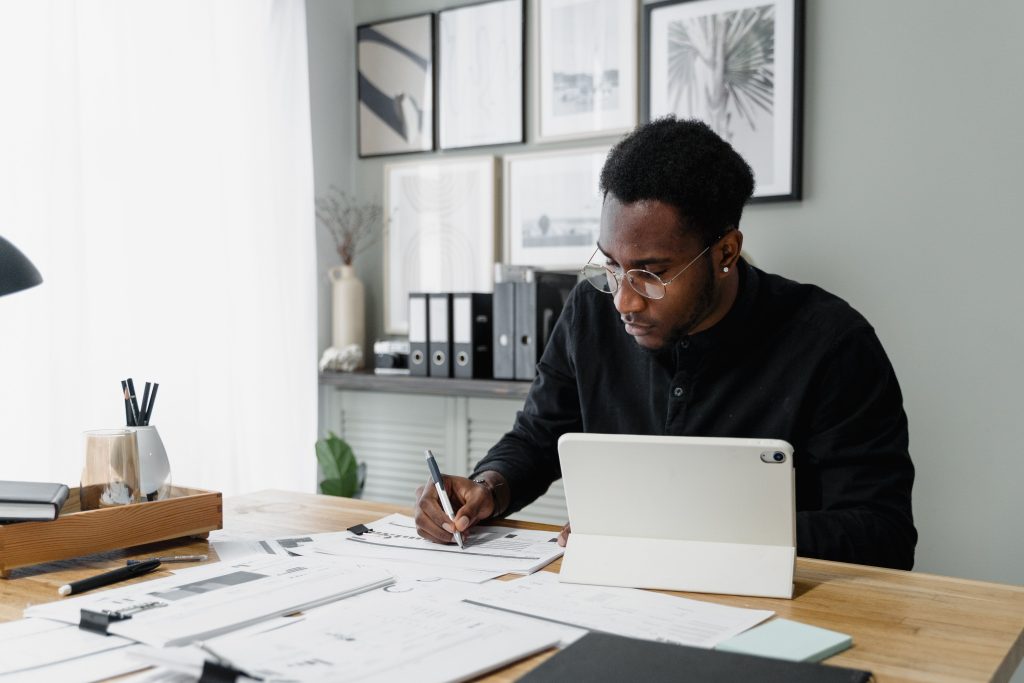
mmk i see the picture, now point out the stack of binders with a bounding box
[408,292,495,379]
[492,268,577,381]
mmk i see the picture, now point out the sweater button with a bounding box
[673,387,684,397]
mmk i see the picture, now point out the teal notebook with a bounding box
[716,618,853,662]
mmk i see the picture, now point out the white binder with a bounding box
[557,433,796,599]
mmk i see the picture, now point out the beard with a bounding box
[655,257,717,350]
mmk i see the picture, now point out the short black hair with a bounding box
[599,117,755,246]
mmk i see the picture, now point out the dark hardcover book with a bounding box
[517,632,872,683]
[0,481,70,522]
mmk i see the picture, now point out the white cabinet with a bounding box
[320,384,568,526]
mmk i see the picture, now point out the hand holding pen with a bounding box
[423,449,464,549]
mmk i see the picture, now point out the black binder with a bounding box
[452,293,493,379]
[408,292,429,377]
[427,293,452,378]
[492,282,516,380]
[514,272,577,381]
[518,632,872,683]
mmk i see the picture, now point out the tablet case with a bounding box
[557,433,796,599]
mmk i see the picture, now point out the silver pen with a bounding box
[127,554,207,566]
[424,449,464,549]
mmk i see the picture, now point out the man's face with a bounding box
[597,196,718,351]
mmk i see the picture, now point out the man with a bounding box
[414,117,916,570]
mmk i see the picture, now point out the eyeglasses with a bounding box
[579,243,713,300]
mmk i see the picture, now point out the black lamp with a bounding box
[0,235,42,297]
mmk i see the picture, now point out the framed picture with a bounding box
[535,0,637,142]
[438,0,525,150]
[383,157,497,334]
[504,147,608,268]
[357,13,434,157]
[643,0,805,201]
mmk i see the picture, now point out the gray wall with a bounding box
[307,0,1024,588]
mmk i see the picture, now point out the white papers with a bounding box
[132,597,559,683]
[465,572,774,649]
[25,556,394,647]
[0,645,152,683]
[334,513,563,575]
[0,618,134,677]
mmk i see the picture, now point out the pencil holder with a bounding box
[132,425,172,502]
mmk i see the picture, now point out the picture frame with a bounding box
[504,147,608,268]
[383,157,498,334]
[643,0,805,201]
[534,0,638,142]
[357,13,435,158]
[438,0,525,150]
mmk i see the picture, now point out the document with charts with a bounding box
[465,572,774,648]
[318,513,563,574]
[24,555,393,647]
[130,597,560,683]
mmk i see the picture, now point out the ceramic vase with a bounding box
[329,265,365,363]
[133,425,172,501]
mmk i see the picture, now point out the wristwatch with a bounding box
[472,477,505,517]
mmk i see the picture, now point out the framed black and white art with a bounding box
[644,0,805,201]
[504,147,608,268]
[383,157,498,334]
[438,0,525,150]
[357,14,434,158]
[535,0,637,142]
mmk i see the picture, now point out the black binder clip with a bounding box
[347,523,370,535]
[199,659,262,682]
[79,608,132,635]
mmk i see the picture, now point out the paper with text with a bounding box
[464,572,773,648]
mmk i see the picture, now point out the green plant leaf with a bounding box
[316,432,360,498]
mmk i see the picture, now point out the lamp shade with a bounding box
[0,235,43,297]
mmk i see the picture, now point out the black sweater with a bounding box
[473,259,917,570]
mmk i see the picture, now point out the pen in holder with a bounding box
[132,425,172,502]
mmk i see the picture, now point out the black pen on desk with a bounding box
[126,378,141,426]
[424,449,464,549]
[57,558,161,596]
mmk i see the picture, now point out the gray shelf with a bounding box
[319,371,532,400]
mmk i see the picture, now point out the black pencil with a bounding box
[144,382,159,425]
[121,380,133,426]
[126,378,141,427]
[140,382,151,426]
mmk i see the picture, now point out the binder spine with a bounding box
[492,282,516,380]
[453,293,493,379]
[408,293,429,377]
[428,293,452,378]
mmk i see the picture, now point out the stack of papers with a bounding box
[464,572,773,649]
[131,597,561,683]
[25,556,393,646]
[308,513,564,575]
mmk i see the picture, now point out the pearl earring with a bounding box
[722,266,730,273]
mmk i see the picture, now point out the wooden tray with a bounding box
[0,485,222,577]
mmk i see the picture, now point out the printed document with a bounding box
[131,597,560,683]
[465,572,773,648]
[0,618,135,677]
[317,513,563,574]
[24,555,393,647]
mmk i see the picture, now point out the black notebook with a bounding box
[518,632,872,683]
[0,481,70,522]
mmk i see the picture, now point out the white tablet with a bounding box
[557,433,796,598]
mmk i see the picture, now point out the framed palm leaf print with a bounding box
[643,0,804,201]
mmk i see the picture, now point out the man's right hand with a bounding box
[414,475,494,545]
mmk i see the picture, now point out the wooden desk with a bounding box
[2,490,1023,682]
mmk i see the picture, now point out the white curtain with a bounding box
[0,0,317,495]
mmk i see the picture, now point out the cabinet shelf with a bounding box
[319,371,532,401]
